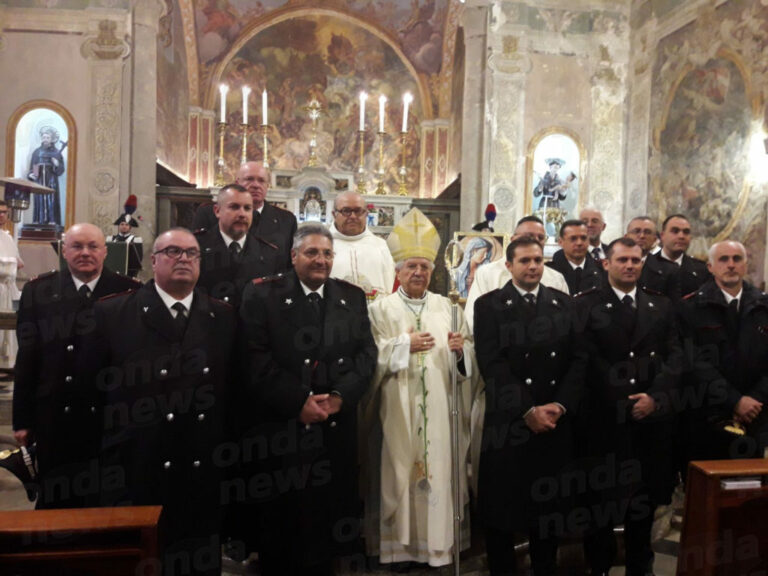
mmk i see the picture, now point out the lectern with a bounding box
[678,459,768,576]
[0,505,161,575]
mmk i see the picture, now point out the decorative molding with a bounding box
[178,0,200,107]
[81,19,131,60]
[90,64,123,225]
[158,0,173,48]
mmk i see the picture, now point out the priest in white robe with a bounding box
[0,201,22,365]
[366,208,474,568]
[329,191,394,302]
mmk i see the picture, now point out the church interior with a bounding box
[1,0,768,574]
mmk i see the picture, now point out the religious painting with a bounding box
[451,232,507,300]
[525,130,583,238]
[9,104,75,231]
[655,54,751,254]
[217,15,421,193]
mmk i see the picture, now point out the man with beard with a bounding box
[193,162,296,270]
[27,126,65,226]
[13,223,139,508]
[196,183,281,307]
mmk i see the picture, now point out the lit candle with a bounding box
[402,92,413,133]
[262,90,268,126]
[378,95,387,133]
[242,85,251,124]
[359,91,368,132]
[219,84,229,123]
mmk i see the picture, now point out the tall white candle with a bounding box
[378,95,387,133]
[242,86,251,124]
[359,91,368,132]
[219,84,229,123]
[262,90,268,126]
[402,92,413,133]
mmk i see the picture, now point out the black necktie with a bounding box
[591,247,601,262]
[523,293,536,306]
[307,292,323,324]
[726,299,739,338]
[228,241,242,263]
[252,211,261,229]
[79,284,92,300]
[172,302,188,339]
[622,294,635,309]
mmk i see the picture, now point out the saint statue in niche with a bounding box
[27,126,66,227]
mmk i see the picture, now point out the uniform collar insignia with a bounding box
[143,306,149,312]
[506,299,513,306]
[340,299,346,305]
[648,302,654,308]
[285,298,293,305]
[606,303,613,309]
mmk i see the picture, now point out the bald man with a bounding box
[193,162,297,270]
[13,223,139,508]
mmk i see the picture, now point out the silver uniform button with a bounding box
[330,421,337,428]
[90,406,96,413]
[525,353,530,359]
[203,367,210,374]
[160,369,168,376]
[65,376,73,383]
[163,461,171,470]
[550,380,556,385]
[629,378,636,385]
[525,378,532,385]
[193,460,201,468]
[304,358,311,365]
[650,351,656,357]
[629,352,635,358]
[550,351,556,358]
[338,358,344,365]
[224,297,229,302]
[67,345,74,352]
[197,413,205,422]
[64,406,71,413]
[166,413,175,422]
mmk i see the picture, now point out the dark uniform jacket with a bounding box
[474,282,586,532]
[196,226,282,307]
[85,281,236,574]
[654,252,710,298]
[546,249,605,296]
[238,271,377,565]
[193,202,297,271]
[13,267,139,508]
[677,279,768,459]
[576,284,681,504]
[639,253,681,300]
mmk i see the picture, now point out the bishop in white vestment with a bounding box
[367,208,474,567]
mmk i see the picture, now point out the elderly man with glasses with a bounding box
[84,227,238,576]
[328,191,395,303]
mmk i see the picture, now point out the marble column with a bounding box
[130,0,164,247]
[460,1,491,229]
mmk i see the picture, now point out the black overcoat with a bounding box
[546,249,605,296]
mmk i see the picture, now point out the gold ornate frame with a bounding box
[4,99,77,232]
[524,126,588,217]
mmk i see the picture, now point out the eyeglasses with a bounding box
[335,208,368,217]
[153,246,201,260]
[300,248,335,260]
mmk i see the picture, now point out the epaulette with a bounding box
[207,294,234,309]
[573,286,599,298]
[638,285,664,296]
[251,272,288,286]
[252,234,278,250]
[28,270,57,283]
[97,288,137,302]
[193,227,208,235]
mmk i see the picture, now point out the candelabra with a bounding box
[356,130,368,194]
[375,130,387,195]
[215,121,226,186]
[261,124,270,168]
[241,123,249,165]
[397,130,408,196]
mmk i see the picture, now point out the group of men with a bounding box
[10,166,768,576]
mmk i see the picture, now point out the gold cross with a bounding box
[409,212,428,238]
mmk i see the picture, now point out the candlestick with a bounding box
[375,130,386,195]
[398,130,408,196]
[261,124,270,168]
[303,98,323,168]
[241,123,249,165]
[242,86,251,125]
[356,129,367,194]
[262,90,268,126]
[215,121,226,186]
[359,91,368,132]
[378,95,387,133]
[219,84,229,124]
[402,92,413,133]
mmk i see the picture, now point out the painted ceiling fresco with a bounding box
[218,14,421,190]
